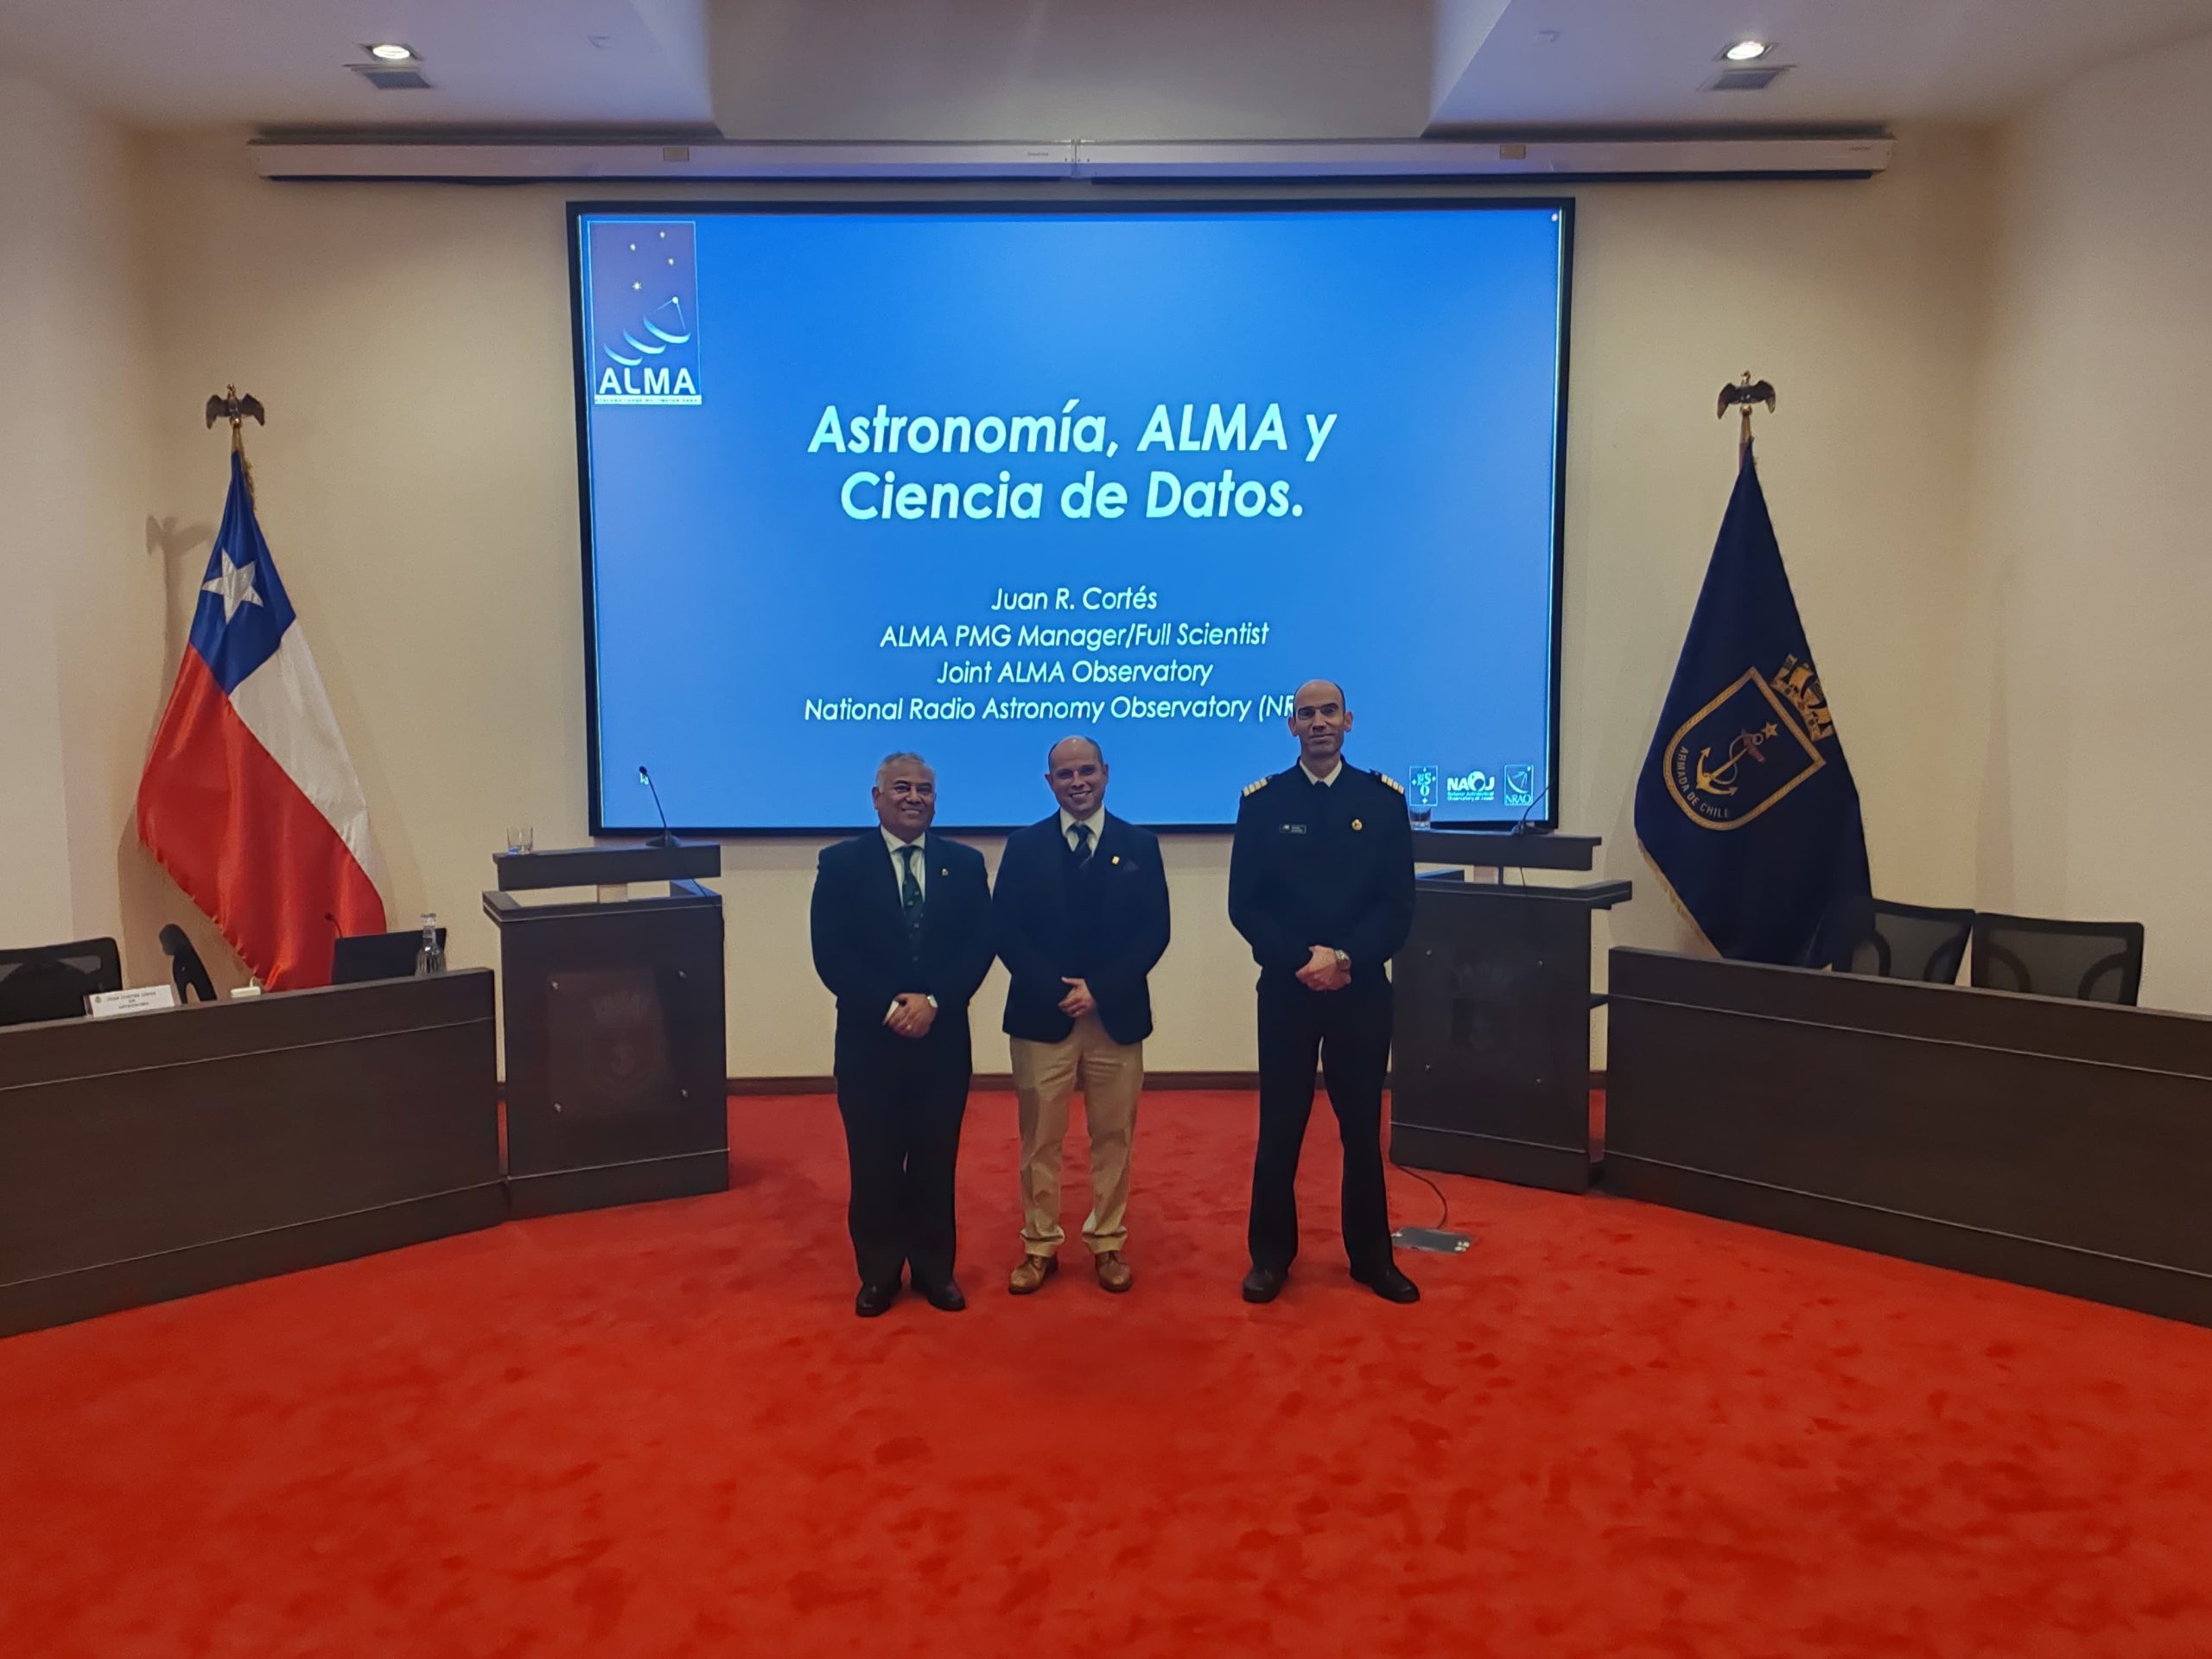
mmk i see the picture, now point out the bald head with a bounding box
[1045,734,1109,819]
[1288,679,1352,772]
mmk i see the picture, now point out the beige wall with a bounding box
[109,128,1999,1071]
[1969,31,2212,1012]
[11,44,2209,1066]
[0,73,165,969]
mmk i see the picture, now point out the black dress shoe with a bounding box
[1241,1265,1287,1304]
[1351,1262,1421,1304]
[855,1281,900,1318]
[916,1278,967,1313]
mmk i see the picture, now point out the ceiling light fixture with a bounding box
[367,42,416,62]
[1723,40,1771,62]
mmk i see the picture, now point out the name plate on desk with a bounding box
[87,985,180,1019]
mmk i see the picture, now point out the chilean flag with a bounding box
[137,454,385,988]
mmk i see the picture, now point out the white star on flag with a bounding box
[200,551,264,622]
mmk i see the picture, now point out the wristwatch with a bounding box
[1332,950,1350,971]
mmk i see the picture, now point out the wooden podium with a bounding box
[1390,830,1630,1194]
[484,843,728,1217]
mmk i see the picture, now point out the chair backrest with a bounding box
[0,937,124,1027]
[1970,912,2145,1005]
[1840,899,1975,985]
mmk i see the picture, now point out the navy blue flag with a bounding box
[1634,444,1871,964]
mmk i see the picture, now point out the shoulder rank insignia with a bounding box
[1378,773,1405,794]
[1242,776,1272,797]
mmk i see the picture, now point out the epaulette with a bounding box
[1377,772,1405,794]
[1242,776,1272,798]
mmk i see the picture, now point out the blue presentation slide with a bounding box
[575,203,1567,831]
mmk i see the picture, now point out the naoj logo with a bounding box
[1664,653,1836,830]
[588,219,702,407]
[1446,769,1497,804]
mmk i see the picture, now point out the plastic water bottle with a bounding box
[414,912,446,976]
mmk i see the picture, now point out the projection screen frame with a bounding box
[569,193,1574,837]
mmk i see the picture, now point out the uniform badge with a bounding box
[1351,818,1363,831]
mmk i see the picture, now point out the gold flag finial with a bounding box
[204,385,266,495]
[1717,372,1777,462]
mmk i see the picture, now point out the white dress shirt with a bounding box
[1058,806,1106,856]
[881,825,926,899]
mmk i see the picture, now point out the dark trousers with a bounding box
[835,1040,970,1290]
[1248,973,1395,1275]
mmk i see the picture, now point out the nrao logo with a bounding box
[1446,769,1497,804]
[588,219,702,407]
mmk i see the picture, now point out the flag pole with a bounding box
[1716,371,1777,465]
[205,385,266,500]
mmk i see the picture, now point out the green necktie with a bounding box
[899,843,925,945]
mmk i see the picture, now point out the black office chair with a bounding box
[1970,912,2145,1006]
[0,937,124,1027]
[1833,898,1976,985]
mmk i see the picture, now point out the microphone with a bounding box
[158,924,218,1003]
[323,911,344,938]
[638,764,678,848]
[1511,778,1554,834]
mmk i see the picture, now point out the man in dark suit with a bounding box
[1229,679,1421,1306]
[810,752,995,1317]
[994,736,1171,1295]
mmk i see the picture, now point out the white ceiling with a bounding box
[1434,0,2212,127]
[2,0,2209,136]
[0,0,715,130]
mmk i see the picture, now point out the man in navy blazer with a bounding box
[993,736,1171,1294]
[810,753,995,1318]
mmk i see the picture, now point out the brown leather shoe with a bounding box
[1008,1254,1058,1295]
[1095,1251,1133,1294]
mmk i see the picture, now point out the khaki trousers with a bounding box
[1008,1013,1143,1255]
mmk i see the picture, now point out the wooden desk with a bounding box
[0,969,500,1337]
[1605,947,2212,1326]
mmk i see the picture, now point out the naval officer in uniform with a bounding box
[1228,679,1420,1305]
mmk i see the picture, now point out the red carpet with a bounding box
[4,1090,2212,1658]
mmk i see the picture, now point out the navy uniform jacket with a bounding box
[995,811,1171,1046]
[1228,764,1414,988]
[810,831,995,1073]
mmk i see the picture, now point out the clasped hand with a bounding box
[1295,944,1350,992]
[885,991,938,1039]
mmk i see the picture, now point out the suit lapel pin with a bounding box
[1351,818,1363,831]
[1110,854,1120,865]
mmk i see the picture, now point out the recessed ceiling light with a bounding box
[367,42,416,62]
[1724,40,1772,62]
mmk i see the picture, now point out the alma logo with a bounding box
[597,363,698,402]
[587,219,702,407]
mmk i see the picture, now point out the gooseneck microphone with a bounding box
[638,764,678,848]
[1511,779,1554,834]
